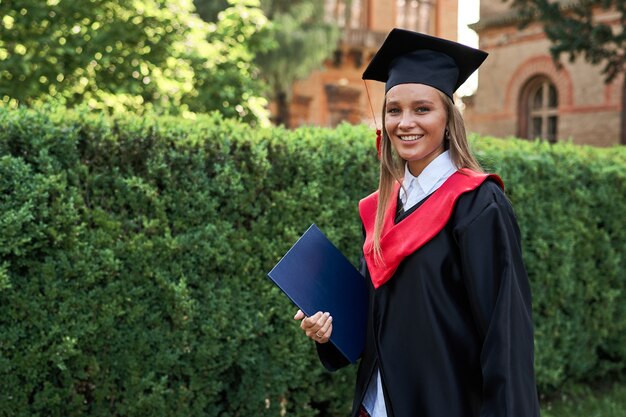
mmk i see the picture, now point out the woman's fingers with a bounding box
[294,310,333,343]
[293,309,305,320]
[316,316,333,343]
[306,312,330,338]
[300,311,321,331]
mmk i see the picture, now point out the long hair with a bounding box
[372,90,483,261]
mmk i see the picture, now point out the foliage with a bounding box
[472,133,626,390]
[0,106,365,417]
[187,0,275,124]
[194,0,229,22]
[255,0,339,98]
[194,0,341,127]
[255,0,340,126]
[541,380,626,417]
[0,106,625,415]
[509,0,626,82]
[0,0,271,124]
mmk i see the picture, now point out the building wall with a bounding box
[464,1,624,146]
[435,0,458,40]
[283,0,459,129]
[369,0,397,31]
[480,0,512,16]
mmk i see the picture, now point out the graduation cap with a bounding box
[362,28,488,100]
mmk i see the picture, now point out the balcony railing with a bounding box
[341,28,388,49]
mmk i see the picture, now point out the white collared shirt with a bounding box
[399,150,458,212]
[362,150,458,417]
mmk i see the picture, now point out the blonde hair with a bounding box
[372,90,483,261]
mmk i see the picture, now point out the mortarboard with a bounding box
[362,28,488,100]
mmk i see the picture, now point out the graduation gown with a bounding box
[316,171,540,417]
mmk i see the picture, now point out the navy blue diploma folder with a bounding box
[268,224,367,363]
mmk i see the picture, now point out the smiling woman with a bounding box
[294,28,541,417]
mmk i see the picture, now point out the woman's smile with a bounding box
[398,134,423,141]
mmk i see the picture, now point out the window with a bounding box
[325,0,365,28]
[396,0,433,33]
[520,77,559,142]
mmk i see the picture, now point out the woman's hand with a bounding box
[294,310,333,344]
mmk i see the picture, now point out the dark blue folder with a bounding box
[268,224,367,363]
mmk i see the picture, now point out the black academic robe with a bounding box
[316,179,541,417]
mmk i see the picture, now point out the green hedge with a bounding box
[472,135,626,390]
[0,107,624,416]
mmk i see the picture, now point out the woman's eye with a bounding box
[416,107,430,113]
[387,108,400,114]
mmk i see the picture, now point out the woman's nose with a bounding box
[398,113,415,129]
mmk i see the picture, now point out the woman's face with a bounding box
[384,83,447,176]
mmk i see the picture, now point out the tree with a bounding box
[509,0,626,143]
[255,1,340,127]
[186,0,275,124]
[0,0,191,110]
[195,0,340,127]
[194,0,229,22]
[0,0,272,124]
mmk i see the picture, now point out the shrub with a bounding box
[0,107,624,415]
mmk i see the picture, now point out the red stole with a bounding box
[359,168,504,289]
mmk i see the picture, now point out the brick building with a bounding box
[463,0,625,146]
[280,0,459,128]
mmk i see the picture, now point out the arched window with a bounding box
[519,77,559,142]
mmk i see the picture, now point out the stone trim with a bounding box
[504,55,574,114]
